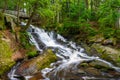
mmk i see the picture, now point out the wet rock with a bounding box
[12,49,26,61]
[77,69,85,74]
[75,57,120,78]
[88,34,104,43]
[82,44,101,57]
[88,60,113,70]
[87,34,117,46]
[15,49,57,76]
[107,70,120,77]
[29,72,44,80]
[84,43,120,67]
[102,38,116,46]
[47,68,84,80]
[84,67,101,76]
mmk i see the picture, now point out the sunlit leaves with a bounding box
[97,0,120,27]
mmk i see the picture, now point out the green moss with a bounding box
[19,31,39,58]
[19,31,31,49]
[80,62,89,67]
[0,32,15,75]
[36,49,57,69]
[27,46,38,58]
[100,52,113,62]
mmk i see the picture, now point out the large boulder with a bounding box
[15,49,57,77]
[88,34,117,46]
[84,43,120,67]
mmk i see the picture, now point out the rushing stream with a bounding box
[8,23,120,80]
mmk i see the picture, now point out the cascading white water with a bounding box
[8,23,120,80]
[27,25,120,80]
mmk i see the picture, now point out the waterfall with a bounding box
[8,23,120,80]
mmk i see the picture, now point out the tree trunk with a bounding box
[116,9,120,28]
[2,0,7,13]
[90,0,93,11]
[26,2,38,29]
[85,0,88,9]
[26,10,36,29]
[57,10,60,23]
[68,0,70,17]
[78,0,80,17]
[66,0,70,17]
[17,0,20,25]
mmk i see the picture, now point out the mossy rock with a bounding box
[88,34,104,43]
[0,32,15,75]
[36,49,57,69]
[89,60,113,70]
[91,44,120,66]
[15,49,57,76]
[4,14,17,32]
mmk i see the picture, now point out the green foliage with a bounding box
[115,29,120,39]
[97,0,120,28]
[27,46,38,58]
[27,51,37,58]
[58,21,79,35]
[19,31,31,49]
[0,0,119,44]
[19,31,38,58]
[57,19,97,41]
[39,8,54,18]
[0,0,20,10]
[99,28,116,39]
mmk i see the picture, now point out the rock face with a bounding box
[84,43,120,67]
[29,72,44,80]
[4,14,17,32]
[94,44,120,66]
[0,13,19,79]
[88,34,117,45]
[82,32,120,67]
[0,13,17,31]
[0,25,23,79]
[77,60,120,79]
[15,49,57,77]
[47,59,120,80]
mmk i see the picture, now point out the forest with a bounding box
[0,0,120,39]
[0,0,120,80]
